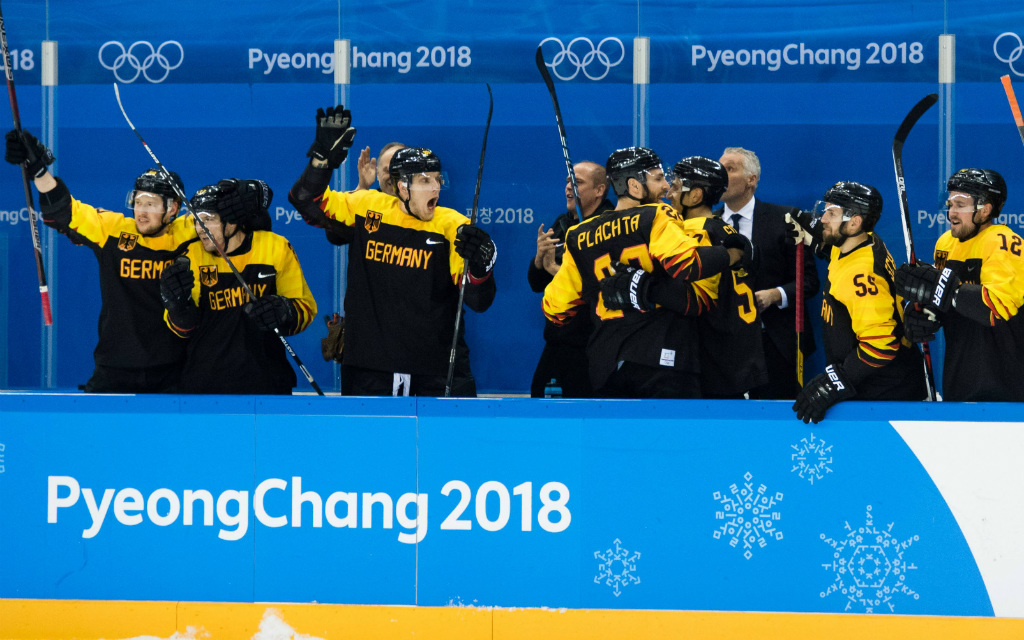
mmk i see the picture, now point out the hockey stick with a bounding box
[445,83,493,398]
[114,83,324,396]
[535,46,583,220]
[0,2,52,325]
[892,93,938,401]
[1000,75,1024,150]
[795,242,804,387]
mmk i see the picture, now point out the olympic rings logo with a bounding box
[538,37,625,81]
[994,32,1024,77]
[98,41,184,84]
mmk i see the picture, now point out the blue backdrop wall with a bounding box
[1,1,1023,393]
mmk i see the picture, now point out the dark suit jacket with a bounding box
[719,199,819,364]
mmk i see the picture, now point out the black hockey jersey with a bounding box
[683,216,768,396]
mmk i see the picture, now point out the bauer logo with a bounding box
[98,41,184,83]
[994,32,1024,77]
[538,37,626,81]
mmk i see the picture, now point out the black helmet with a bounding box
[823,181,883,230]
[947,168,1007,217]
[388,147,442,186]
[131,169,183,205]
[672,156,729,208]
[606,147,662,197]
[190,184,220,214]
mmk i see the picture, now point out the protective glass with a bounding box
[642,166,666,182]
[193,211,220,224]
[812,200,849,223]
[127,190,165,212]
[664,176,691,199]
[404,171,450,191]
[944,192,981,215]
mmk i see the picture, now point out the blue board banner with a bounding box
[2,394,1022,617]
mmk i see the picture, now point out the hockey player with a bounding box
[528,160,615,398]
[788,182,927,423]
[4,129,195,392]
[159,183,316,395]
[894,168,1024,401]
[288,105,497,396]
[543,147,749,398]
[344,141,478,397]
[669,156,768,398]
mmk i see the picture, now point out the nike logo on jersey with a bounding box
[258,272,274,279]
[426,238,444,245]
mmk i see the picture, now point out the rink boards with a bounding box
[1,393,1023,638]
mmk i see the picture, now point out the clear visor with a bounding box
[402,171,450,191]
[812,200,850,223]
[944,192,980,214]
[127,190,166,211]
[192,210,220,224]
[664,174,691,197]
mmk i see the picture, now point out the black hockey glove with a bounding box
[5,129,55,178]
[307,105,357,170]
[600,262,655,312]
[894,263,960,313]
[721,231,753,272]
[159,256,199,331]
[793,364,857,424]
[455,225,497,278]
[784,210,822,247]
[215,179,273,227]
[244,294,298,333]
[903,302,941,343]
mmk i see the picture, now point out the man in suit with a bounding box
[718,147,819,399]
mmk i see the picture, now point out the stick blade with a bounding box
[894,93,938,147]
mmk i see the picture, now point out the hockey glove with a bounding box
[793,364,857,424]
[894,263,960,313]
[5,129,55,178]
[244,294,298,333]
[784,211,822,247]
[160,257,195,311]
[320,313,345,362]
[903,302,941,343]
[721,231,753,272]
[160,256,200,331]
[307,105,357,170]
[215,179,274,227]
[600,262,655,312]
[455,225,497,278]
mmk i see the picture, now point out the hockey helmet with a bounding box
[671,156,729,208]
[605,147,662,197]
[947,168,1007,217]
[128,168,184,208]
[822,181,883,230]
[189,184,220,215]
[388,147,443,186]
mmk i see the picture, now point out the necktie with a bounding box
[729,213,742,235]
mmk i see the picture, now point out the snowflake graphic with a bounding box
[713,472,783,559]
[820,505,920,613]
[594,538,640,596]
[790,432,833,484]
